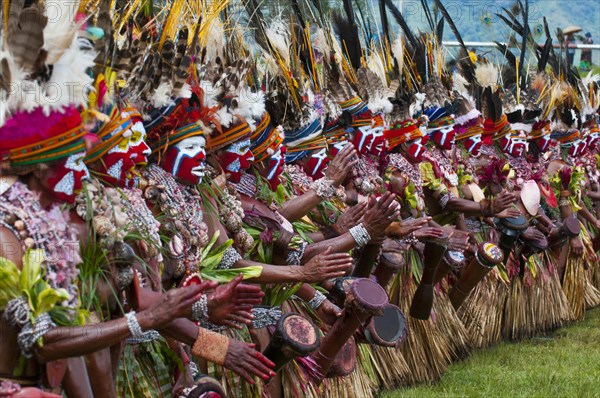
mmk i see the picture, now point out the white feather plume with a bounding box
[265,19,291,67]
[205,18,226,61]
[149,82,174,108]
[215,106,234,128]
[391,38,404,75]
[313,28,331,61]
[475,63,498,89]
[43,0,82,64]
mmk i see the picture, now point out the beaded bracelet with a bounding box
[192,295,209,322]
[311,178,336,200]
[349,223,372,248]
[217,247,243,270]
[125,311,144,338]
[307,291,327,310]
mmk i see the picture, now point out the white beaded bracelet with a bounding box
[125,311,144,338]
[191,295,209,322]
[307,291,327,310]
[349,223,372,248]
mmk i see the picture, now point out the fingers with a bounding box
[235,284,264,294]
[323,262,352,275]
[232,365,254,384]
[322,253,352,264]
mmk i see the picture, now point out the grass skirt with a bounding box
[116,337,176,398]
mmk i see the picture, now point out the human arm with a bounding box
[33,285,205,363]
[279,145,357,222]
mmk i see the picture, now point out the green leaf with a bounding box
[201,266,263,283]
[20,249,44,291]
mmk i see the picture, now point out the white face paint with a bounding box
[309,148,329,176]
[267,148,284,180]
[368,127,386,155]
[435,125,456,147]
[173,136,207,177]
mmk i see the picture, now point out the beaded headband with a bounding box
[284,118,323,148]
[528,120,551,140]
[284,136,328,164]
[551,129,581,144]
[339,96,369,116]
[483,114,511,139]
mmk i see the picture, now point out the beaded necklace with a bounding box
[122,187,163,260]
[0,180,81,309]
[423,147,459,187]
[284,164,313,193]
[352,155,384,195]
[143,164,209,277]
[387,153,424,199]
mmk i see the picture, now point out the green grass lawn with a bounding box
[381,308,600,398]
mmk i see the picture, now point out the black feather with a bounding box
[536,38,552,71]
[495,12,523,35]
[380,0,391,47]
[420,0,435,31]
[496,42,517,67]
[332,8,362,70]
[434,0,473,81]
[435,18,444,45]
[518,0,528,90]
[384,0,418,50]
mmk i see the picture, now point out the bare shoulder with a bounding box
[0,226,23,268]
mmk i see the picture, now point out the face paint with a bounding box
[95,116,151,188]
[586,132,600,151]
[304,148,330,179]
[368,128,387,157]
[329,141,349,158]
[431,125,456,150]
[500,133,527,157]
[405,135,429,163]
[463,134,483,156]
[46,152,90,203]
[262,146,286,190]
[353,126,387,157]
[161,136,207,185]
[352,126,374,156]
[220,139,254,183]
[567,138,588,157]
[533,135,551,153]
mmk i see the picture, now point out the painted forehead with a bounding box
[227,139,251,154]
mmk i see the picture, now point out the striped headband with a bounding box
[456,117,484,141]
[85,107,141,164]
[384,119,423,150]
[206,120,252,152]
[339,96,369,116]
[251,113,283,163]
[0,107,87,167]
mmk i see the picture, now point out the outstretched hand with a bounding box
[224,340,276,384]
[301,247,352,283]
[325,144,358,187]
[334,202,368,235]
[362,192,400,239]
[315,298,342,326]
[147,283,213,329]
[207,274,264,329]
[493,191,518,215]
[385,216,432,238]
